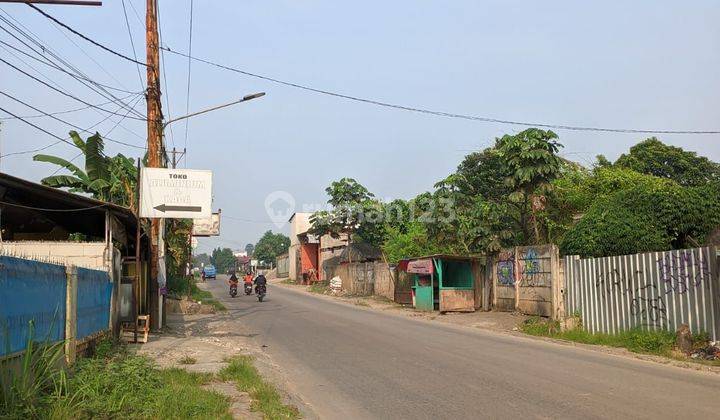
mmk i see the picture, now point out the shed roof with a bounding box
[340,242,382,263]
[404,254,485,263]
[0,172,137,243]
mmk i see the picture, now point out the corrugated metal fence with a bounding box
[564,247,720,340]
[0,255,111,357]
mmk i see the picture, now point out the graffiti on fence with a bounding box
[595,268,645,298]
[519,247,552,287]
[497,251,515,286]
[657,250,708,295]
[565,246,718,336]
[630,294,667,326]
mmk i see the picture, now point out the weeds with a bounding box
[179,356,197,365]
[191,284,226,311]
[1,332,232,419]
[520,316,677,356]
[0,321,68,419]
[219,356,299,420]
[308,282,330,295]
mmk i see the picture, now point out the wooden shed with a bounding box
[405,255,488,312]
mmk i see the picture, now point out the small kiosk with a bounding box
[406,255,484,312]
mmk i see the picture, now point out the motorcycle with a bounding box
[244,283,253,296]
[256,284,266,302]
[229,283,238,298]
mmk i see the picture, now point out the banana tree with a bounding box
[34,131,138,211]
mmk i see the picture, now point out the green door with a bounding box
[413,275,434,311]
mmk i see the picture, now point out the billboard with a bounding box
[192,212,221,236]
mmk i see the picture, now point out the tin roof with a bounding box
[0,172,137,242]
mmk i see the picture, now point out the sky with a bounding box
[1,1,719,254]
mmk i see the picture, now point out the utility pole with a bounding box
[146,0,164,331]
[170,147,186,169]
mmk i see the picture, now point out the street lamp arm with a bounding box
[163,92,265,129]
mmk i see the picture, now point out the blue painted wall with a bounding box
[0,256,66,356]
[76,267,112,340]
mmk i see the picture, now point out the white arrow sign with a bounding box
[139,168,212,219]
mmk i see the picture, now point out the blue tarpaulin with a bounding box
[76,267,112,340]
[0,256,67,356]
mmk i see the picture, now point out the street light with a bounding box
[162,92,265,129]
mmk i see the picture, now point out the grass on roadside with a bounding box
[191,284,226,311]
[520,316,687,357]
[179,355,197,365]
[219,356,300,420]
[280,278,296,285]
[2,338,232,420]
[308,281,330,295]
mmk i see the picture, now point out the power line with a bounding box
[0,92,137,121]
[0,200,108,212]
[223,214,276,224]
[157,0,175,149]
[0,140,64,158]
[0,105,74,147]
[160,47,720,135]
[183,0,194,158]
[26,2,148,66]
[0,37,141,95]
[0,94,147,158]
[121,0,144,90]
[0,89,147,150]
[0,56,147,121]
[0,13,146,120]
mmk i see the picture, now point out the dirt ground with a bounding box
[132,311,306,419]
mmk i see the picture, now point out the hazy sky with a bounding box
[1,1,719,253]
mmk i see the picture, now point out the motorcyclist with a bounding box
[243,272,254,286]
[254,272,267,289]
[228,273,239,289]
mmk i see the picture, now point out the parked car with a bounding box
[203,265,217,279]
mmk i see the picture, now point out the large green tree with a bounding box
[496,128,563,244]
[253,231,291,264]
[211,247,236,272]
[244,243,255,256]
[613,137,720,186]
[308,178,386,246]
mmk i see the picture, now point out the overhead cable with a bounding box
[26,2,148,67]
[0,90,147,150]
[160,47,720,135]
[0,200,109,212]
[0,56,147,121]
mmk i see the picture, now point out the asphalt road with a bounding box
[207,276,720,419]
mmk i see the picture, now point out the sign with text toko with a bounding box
[139,168,212,219]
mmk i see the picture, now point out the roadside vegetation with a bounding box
[167,276,226,311]
[1,337,229,419]
[305,132,720,262]
[2,336,298,419]
[219,356,300,420]
[308,281,330,295]
[520,317,717,364]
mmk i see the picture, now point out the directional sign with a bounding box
[139,168,212,219]
[192,211,221,236]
